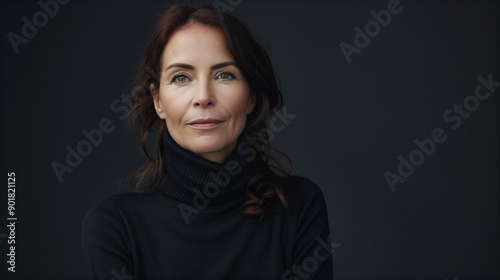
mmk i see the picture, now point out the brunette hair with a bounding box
[127,4,291,220]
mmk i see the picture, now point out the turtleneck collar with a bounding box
[153,130,254,215]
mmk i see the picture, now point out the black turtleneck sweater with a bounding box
[81,132,333,280]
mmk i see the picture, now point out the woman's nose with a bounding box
[193,80,215,108]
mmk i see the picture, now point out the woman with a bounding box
[82,4,333,280]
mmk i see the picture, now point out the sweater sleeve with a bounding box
[81,196,134,280]
[284,177,333,279]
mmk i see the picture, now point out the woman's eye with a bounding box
[172,74,190,84]
[217,72,235,81]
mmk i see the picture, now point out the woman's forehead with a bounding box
[162,24,233,65]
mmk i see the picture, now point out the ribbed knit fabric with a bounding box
[81,131,333,280]
[153,130,252,214]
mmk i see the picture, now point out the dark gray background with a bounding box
[1,0,498,279]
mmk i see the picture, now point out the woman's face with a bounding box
[152,23,255,163]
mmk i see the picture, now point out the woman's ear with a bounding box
[246,90,257,115]
[151,83,166,119]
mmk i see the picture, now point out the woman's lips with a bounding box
[188,118,224,129]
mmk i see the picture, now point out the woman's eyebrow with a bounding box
[165,63,194,71]
[210,61,237,70]
[165,61,237,71]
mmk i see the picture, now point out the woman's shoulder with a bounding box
[278,175,329,218]
[286,175,327,203]
[86,191,148,209]
[82,192,154,226]
[268,175,330,239]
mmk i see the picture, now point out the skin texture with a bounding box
[151,23,255,163]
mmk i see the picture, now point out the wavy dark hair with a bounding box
[127,4,291,220]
